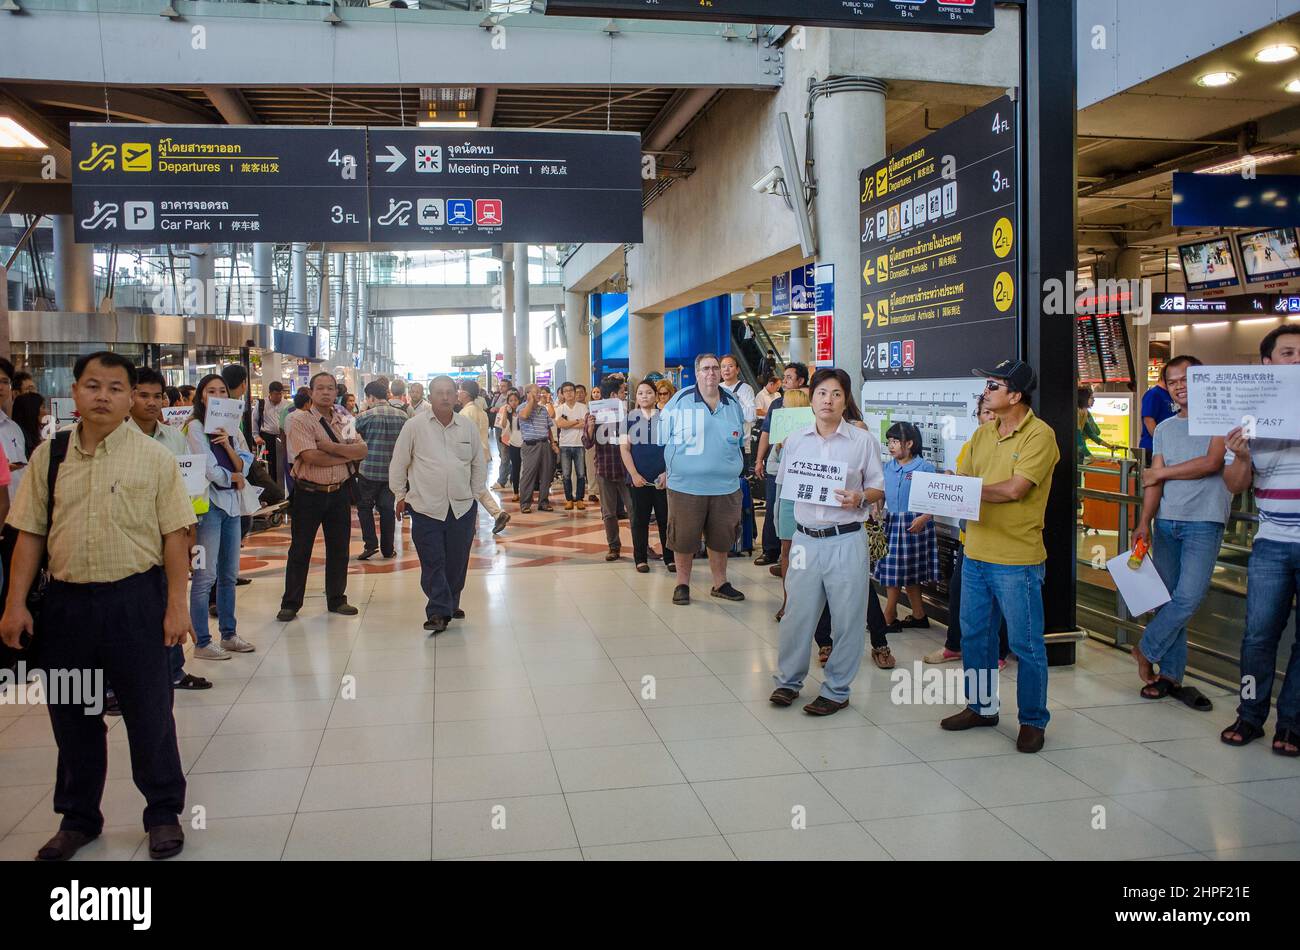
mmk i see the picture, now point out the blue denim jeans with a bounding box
[559,446,586,502]
[1139,519,1224,685]
[959,557,1049,729]
[1238,538,1300,733]
[189,505,242,647]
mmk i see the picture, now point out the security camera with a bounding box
[752,166,785,196]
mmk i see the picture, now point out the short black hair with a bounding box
[220,363,248,391]
[1260,324,1300,361]
[786,361,809,386]
[74,350,137,387]
[1077,386,1093,410]
[164,386,181,405]
[559,381,575,393]
[11,371,32,390]
[179,384,196,398]
[1164,354,1203,376]
[309,371,336,390]
[135,366,166,390]
[460,379,481,401]
[364,380,389,401]
[885,421,923,457]
[0,358,14,382]
[268,381,285,393]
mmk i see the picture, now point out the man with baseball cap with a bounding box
[940,359,1060,753]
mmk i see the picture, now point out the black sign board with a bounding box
[859,95,1018,380]
[367,129,644,244]
[71,125,369,243]
[546,0,994,33]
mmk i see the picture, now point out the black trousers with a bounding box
[945,550,1010,660]
[410,503,477,620]
[629,483,672,566]
[260,431,280,484]
[281,486,352,611]
[356,474,396,555]
[814,580,889,649]
[39,566,185,835]
[761,474,780,559]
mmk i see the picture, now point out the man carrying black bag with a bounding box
[0,352,196,861]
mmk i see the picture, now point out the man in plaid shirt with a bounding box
[583,377,631,561]
[354,379,409,559]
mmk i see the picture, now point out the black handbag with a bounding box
[317,415,360,505]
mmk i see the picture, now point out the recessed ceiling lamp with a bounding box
[1257,44,1299,63]
[1196,71,1238,87]
[1286,78,1300,93]
[0,117,46,148]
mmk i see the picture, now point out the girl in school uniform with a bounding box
[873,421,939,632]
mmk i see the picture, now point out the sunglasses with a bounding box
[984,380,1008,392]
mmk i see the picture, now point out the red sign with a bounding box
[902,340,916,368]
[475,199,503,227]
[815,313,835,363]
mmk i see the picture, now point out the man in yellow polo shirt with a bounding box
[941,359,1060,753]
[0,351,196,861]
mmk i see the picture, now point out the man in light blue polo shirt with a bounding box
[660,352,747,606]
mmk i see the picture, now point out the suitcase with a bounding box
[731,477,756,557]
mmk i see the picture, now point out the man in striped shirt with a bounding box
[1221,325,1300,756]
[355,379,409,560]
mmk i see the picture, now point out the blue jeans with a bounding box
[1238,538,1300,732]
[960,557,1049,729]
[1140,519,1223,685]
[190,506,241,647]
[559,446,586,502]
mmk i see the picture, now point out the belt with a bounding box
[523,438,549,446]
[295,479,344,493]
[796,521,863,540]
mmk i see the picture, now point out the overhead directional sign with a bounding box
[71,124,369,243]
[367,129,644,244]
[859,95,1019,380]
[72,125,644,245]
[545,0,995,33]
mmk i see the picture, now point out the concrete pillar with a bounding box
[1115,248,1145,449]
[185,244,215,316]
[358,259,370,361]
[628,311,665,392]
[564,290,591,389]
[318,249,330,335]
[812,77,887,394]
[0,265,9,360]
[290,242,308,333]
[53,215,95,312]
[788,317,812,366]
[253,242,274,327]
[346,254,358,355]
[333,252,346,349]
[501,246,516,385]
[512,242,530,385]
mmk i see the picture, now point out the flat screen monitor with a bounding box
[1236,227,1300,283]
[1178,237,1241,292]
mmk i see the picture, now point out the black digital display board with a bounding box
[859,95,1018,380]
[546,0,995,33]
[71,125,370,243]
[367,129,643,244]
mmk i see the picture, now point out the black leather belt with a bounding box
[295,479,344,493]
[523,438,548,446]
[796,521,862,540]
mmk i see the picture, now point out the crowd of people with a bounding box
[0,325,1296,863]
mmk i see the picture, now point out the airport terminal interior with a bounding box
[0,0,1299,865]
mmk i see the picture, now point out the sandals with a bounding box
[1140,678,1174,700]
[818,645,833,666]
[1168,684,1213,712]
[1220,717,1266,747]
[148,824,185,860]
[1274,727,1300,757]
[871,646,896,670]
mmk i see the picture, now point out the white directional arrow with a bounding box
[376,145,406,173]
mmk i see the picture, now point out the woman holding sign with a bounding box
[183,374,256,661]
[769,368,885,716]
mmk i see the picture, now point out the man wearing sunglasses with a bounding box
[940,359,1060,754]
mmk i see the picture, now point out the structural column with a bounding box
[346,254,358,357]
[1115,248,1146,451]
[512,242,530,385]
[811,77,887,395]
[501,245,516,385]
[53,215,95,312]
[564,290,590,388]
[186,244,215,316]
[628,311,664,391]
[788,317,812,366]
[253,242,274,327]
[290,242,308,333]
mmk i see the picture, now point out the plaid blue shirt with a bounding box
[355,403,408,482]
[518,400,553,443]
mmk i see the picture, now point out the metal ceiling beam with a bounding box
[0,88,71,179]
[9,83,215,124]
[202,86,259,125]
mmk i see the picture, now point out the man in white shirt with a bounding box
[554,381,589,510]
[720,354,758,466]
[0,358,28,503]
[755,375,780,419]
[390,376,485,635]
[257,381,287,489]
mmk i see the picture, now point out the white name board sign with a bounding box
[162,406,192,427]
[203,397,244,436]
[908,472,983,521]
[1106,549,1172,616]
[780,456,848,505]
[1187,364,1300,439]
[588,398,625,426]
[176,454,208,495]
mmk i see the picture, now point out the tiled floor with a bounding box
[1,500,1297,861]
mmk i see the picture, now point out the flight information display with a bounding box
[545,0,995,33]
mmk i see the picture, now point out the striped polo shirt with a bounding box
[1251,438,1300,544]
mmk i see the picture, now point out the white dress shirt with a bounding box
[722,379,757,449]
[0,410,27,502]
[777,419,885,529]
[388,409,486,520]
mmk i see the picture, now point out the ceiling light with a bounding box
[1196,71,1238,87]
[1197,150,1296,174]
[0,117,47,148]
[1257,44,1299,63]
[417,120,479,128]
[1193,321,1229,329]
[1287,78,1300,93]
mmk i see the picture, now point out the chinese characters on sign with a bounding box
[1187,365,1300,439]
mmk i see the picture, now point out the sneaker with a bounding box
[220,635,256,654]
[564,500,575,510]
[924,648,962,665]
[672,584,691,606]
[104,692,122,717]
[493,512,511,535]
[194,644,230,661]
[576,501,587,511]
[492,483,506,491]
[709,582,745,602]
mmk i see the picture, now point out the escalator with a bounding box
[729,317,782,391]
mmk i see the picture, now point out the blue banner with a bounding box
[1172,172,1300,228]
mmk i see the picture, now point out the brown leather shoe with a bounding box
[148,823,185,859]
[769,687,800,706]
[605,547,620,562]
[940,708,1000,731]
[1016,724,1045,753]
[803,696,849,716]
[35,829,98,861]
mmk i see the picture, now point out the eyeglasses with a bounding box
[984,380,1007,392]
